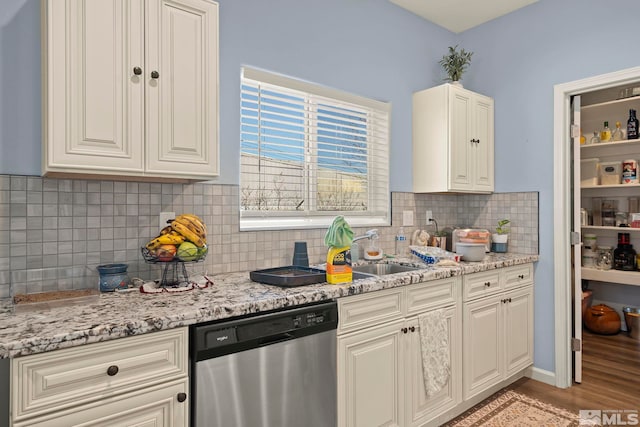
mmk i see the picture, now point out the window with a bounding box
[240,67,390,231]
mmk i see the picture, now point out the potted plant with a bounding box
[492,219,510,253]
[439,45,473,86]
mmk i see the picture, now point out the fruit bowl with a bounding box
[141,245,208,264]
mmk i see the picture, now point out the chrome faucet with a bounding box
[352,229,379,242]
[351,230,379,262]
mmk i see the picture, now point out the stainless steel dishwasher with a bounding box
[191,300,338,427]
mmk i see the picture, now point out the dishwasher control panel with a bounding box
[192,301,338,360]
[293,311,326,328]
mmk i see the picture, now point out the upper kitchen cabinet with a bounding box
[413,84,494,193]
[42,0,219,181]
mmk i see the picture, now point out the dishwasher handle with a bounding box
[258,332,295,347]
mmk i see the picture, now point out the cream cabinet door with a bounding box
[43,0,145,174]
[463,295,503,400]
[405,306,461,427]
[471,94,494,192]
[504,285,534,377]
[338,320,404,427]
[13,379,188,427]
[449,89,473,190]
[145,0,219,178]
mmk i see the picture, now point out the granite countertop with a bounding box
[0,253,538,359]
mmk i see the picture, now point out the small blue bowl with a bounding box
[97,264,129,292]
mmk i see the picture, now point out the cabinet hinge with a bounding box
[571,124,580,138]
[570,231,581,245]
[571,337,581,351]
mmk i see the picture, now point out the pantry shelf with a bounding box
[581,183,640,190]
[581,267,640,286]
[581,226,640,233]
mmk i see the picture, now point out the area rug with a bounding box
[443,389,579,426]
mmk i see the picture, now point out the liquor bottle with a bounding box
[611,121,625,141]
[589,131,600,145]
[600,121,611,142]
[627,109,639,140]
[613,233,637,271]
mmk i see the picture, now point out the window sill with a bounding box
[240,214,390,231]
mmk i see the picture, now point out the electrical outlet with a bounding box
[426,210,433,225]
[159,212,175,229]
[402,210,414,226]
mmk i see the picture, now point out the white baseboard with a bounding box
[525,366,556,386]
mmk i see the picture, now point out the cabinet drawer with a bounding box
[406,277,459,316]
[338,288,403,334]
[463,270,501,301]
[503,264,534,289]
[12,328,188,422]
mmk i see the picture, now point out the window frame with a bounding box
[239,67,391,231]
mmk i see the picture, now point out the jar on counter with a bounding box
[97,263,130,292]
[614,233,637,271]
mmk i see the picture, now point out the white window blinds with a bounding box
[240,67,390,230]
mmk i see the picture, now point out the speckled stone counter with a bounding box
[0,253,538,359]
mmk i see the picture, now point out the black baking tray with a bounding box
[249,266,327,287]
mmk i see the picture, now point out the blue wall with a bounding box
[459,0,640,373]
[3,0,640,376]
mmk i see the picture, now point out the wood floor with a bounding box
[509,329,640,412]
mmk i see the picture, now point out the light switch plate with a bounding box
[402,210,414,226]
[159,212,175,229]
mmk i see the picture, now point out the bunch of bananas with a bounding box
[145,214,208,250]
[170,214,207,247]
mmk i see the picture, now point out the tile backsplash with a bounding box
[0,174,538,298]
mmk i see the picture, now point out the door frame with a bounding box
[553,65,640,388]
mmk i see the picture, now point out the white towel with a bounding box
[417,309,451,397]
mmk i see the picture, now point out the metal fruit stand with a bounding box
[141,246,208,287]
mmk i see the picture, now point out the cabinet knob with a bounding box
[402,327,408,334]
[151,70,160,79]
[133,66,142,75]
[476,139,480,144]
[518,274,525,279]
[509,297,512,303]
[177,392,187,403]
[484,282,491,287]
[106,365,119,376]
[410,326,416,333]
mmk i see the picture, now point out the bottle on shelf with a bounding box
[611,121,625,141]
[589,131,600,145]
[600,121,612,142]
[613,232,637,271]
[627,109,639,140]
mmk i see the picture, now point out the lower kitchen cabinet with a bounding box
[405,306,461,427]
[13,379,188,427]
[338,319,406,427]
[337,278,461,427]
[10,328,189,426]
[462,269,534,400]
